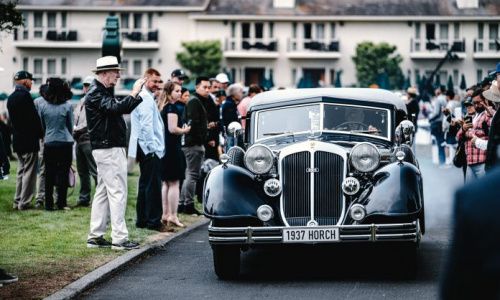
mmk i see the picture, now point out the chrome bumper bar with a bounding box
[208,221,420,245]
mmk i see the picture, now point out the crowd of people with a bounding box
[0,55,266,252]
[424,62,500,184]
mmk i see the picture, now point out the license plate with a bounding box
[282,227,340,243]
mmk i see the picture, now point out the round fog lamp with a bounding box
[219,153,229,164]
[257,205,274,222]
[350,204,366,221]
[263,178,282,197]
[396,150,406,162]
[342,177,360,195]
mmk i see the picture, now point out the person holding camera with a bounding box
[456,88,492,184]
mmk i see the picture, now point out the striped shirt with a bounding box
[457,111,492,165]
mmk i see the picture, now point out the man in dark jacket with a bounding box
[85,56,145,251]
[7,71,42,210]
[180,76,209,215]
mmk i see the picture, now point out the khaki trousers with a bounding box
[14,151,38,209]
[88,147,129,244]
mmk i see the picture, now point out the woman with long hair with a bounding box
[158,81,191,227]
[38,78,74,211]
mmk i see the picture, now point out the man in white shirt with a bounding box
[128,68,168,232]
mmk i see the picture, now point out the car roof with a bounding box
[248,88,407,112]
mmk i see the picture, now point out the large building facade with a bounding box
[0,0,499,98]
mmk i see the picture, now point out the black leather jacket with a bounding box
[85,79,142,150]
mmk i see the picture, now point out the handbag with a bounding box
[453,140,466,168]
[68,165,76,188]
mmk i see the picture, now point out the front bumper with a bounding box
[208,220,421,245]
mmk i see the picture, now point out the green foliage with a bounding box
[176,40,222,80]
[352,41,405,90]
[0,1,23,33]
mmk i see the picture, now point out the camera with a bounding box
[464,115,472,123]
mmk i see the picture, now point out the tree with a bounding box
[176,40,222,81]
[0,1,23,34]
[352,41,404,90]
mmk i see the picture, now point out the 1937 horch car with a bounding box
[203,88,424,279]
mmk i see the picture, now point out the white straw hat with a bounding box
[91,56,125,73]
[483,80,500,103]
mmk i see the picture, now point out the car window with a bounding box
[256,104,321,140]
[323,104,389,138]
[255,103,390,141]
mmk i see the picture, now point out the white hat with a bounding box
[216,73,230,84]
[483,80,500,103]
[83,75,94,85]
[91,56,125,73]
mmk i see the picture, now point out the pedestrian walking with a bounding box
[7,71,43,210]
[73,75,98,207]
[85,56,145,251]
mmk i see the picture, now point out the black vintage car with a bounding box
[203,88,424,279]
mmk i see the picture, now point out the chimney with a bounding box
[273,0,295,9]
[456,0,479,9]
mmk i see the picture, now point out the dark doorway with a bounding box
[245,68,265,86]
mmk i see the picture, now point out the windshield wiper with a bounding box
[263,131,294,136]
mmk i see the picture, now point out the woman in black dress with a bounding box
[158,81,191,227]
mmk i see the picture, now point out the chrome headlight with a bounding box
[257,205,274,222]
[349,204,366,221]
[350,142,380,173]
[244,144,274,174]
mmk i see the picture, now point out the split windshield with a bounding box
[255,103,390,141]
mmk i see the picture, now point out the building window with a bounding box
[133,60,142,76]
[133,13,142,30]
[439,23,449,40]
[34,12,43,38]
[316,23,324,39]
[303,23,312,39]
[61,12,67,28]
[292,22,297,38]
[425,23,435,40]
[269,22,274,38]
[477,70,483,83]
[47,59,56,75]
[147,58,152,68]
[415,69,420,85]
[415,22,420,39]
[489,24,499,51]
[121,60,129,76]
[453,69,459,87]
[255,23,263,39]
[330,22,336,39]
[22,11,29,39]
[61,58,67,75]
[230,21,236,38]
[242,23,250,39]
[147,12,153,29]
[47,12,56,28]
[478,22,484,39]
[454,22,460,40]
[121,13,129,29]
[23,57,29,71]
[292,68,297,85]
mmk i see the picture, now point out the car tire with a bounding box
[212,245,240,279]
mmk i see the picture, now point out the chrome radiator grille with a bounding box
[281,150,344,226]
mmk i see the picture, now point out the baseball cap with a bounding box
[14,71,33,81]
[171,69,188,80]
[83,76,94,85]
[216,73,230,84]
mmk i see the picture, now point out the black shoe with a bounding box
[111,240,140,251]
[87,236,112,248]
[18,204,33,211]
[183,203,201,216]
[177,204,185,214]
[0,269,18,284]
[74,201,90,208]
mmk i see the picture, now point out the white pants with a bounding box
[88,147,129,244]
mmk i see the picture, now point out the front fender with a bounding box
[203,164,268,220]
[361,162,423,219]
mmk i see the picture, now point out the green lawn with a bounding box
[0,159,204,299]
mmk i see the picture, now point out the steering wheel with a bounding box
[334,121,369,131]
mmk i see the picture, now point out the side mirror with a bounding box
[396,120,415,146]
[228,122,242,137]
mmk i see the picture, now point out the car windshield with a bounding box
[255,103,390,141]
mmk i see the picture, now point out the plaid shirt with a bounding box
[457,111,492,165]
